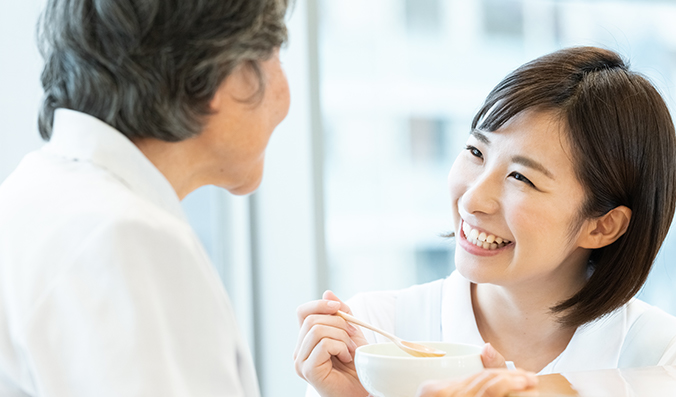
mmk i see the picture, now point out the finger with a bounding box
[416,379,460,396]
[319,291,363,337]
[457,371,501,396]
[296,299,343,326]
[462,370,537,397]
[322,290,353,313]
[294,312,358,360]
[295,323,355,379]
[481,343,508,369]
[299,336,355,382]
[293,301,366,360]
[416,369,538,397]
[417,371,495,397]
[296,322,358,365]
[476,371,536,397]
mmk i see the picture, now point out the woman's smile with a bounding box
[462,220,512,249]
[449,109,593,286]
[458,219,514,257]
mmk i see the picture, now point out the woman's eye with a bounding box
[465,145,483,159]
[509,171,535,188]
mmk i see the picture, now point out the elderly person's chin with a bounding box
[221,162,265,196]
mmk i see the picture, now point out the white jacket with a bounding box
[0,109,259,397]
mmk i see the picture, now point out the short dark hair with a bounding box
[472,46,676,328]
[38,0,289,142]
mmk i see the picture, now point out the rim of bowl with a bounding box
[355,342,482,360]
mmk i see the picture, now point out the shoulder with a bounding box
[624,298,676,332]
[619,298,676,367]
[2,144,192,259]
[0,158,200,320]
[550,298,676,372]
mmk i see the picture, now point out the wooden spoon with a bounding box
[337,310,446,358]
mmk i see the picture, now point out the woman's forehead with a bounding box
[477,109,571,146]
[475,110,578,176]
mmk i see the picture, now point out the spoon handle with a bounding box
[336,310,399,341]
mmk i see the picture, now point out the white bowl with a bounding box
[355,342,484,397]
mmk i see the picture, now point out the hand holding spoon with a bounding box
[336,310,446,358]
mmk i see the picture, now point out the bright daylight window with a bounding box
[318,0,676,314]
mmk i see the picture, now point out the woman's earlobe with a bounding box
[580,206,632,249]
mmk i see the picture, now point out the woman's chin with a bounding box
[454,258,497,285]
[455,263,482,284]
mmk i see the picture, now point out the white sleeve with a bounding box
[18,214,255,397]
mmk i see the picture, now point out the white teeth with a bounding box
[461,221,510,250]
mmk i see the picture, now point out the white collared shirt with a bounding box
[348,271,676,371]
[0,109,259,397]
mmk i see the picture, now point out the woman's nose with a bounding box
[459,172,500,216]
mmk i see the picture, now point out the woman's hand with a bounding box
[481,343,509,368]
[416,369,538,397]
[294,291,370,397]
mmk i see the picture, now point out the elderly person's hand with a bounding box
[416,368,538,397]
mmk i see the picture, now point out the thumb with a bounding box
[322,290,353,313]
[481,343,508,368]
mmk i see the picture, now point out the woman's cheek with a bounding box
[448,156,475,203]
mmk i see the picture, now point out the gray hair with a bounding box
[38,0,289,142]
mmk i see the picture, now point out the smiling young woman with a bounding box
[451,108,636,371]
[466,47,676,329]
[294,46,676,397]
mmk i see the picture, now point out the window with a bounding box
[409,117,448,165]
[482,0,523,38]
[405,0,442,35]
[318,0,676,318]
[415,245,454,284]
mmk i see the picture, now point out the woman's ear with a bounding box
[579,206,632,249]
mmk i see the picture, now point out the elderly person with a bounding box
[0,0,288,396]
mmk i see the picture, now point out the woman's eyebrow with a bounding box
[470,129,490,144]
[471,129,554,179]
[512,155,555,180]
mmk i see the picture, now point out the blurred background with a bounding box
[2,0,676,396]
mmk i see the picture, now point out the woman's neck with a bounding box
[471,272,586,372]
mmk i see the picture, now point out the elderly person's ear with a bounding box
[579,206,632,249]
[210,62,261,110]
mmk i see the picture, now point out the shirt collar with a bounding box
[441,271,486,346]
[44,109,187,222]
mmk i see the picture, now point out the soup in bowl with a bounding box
[354,342,484,397]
